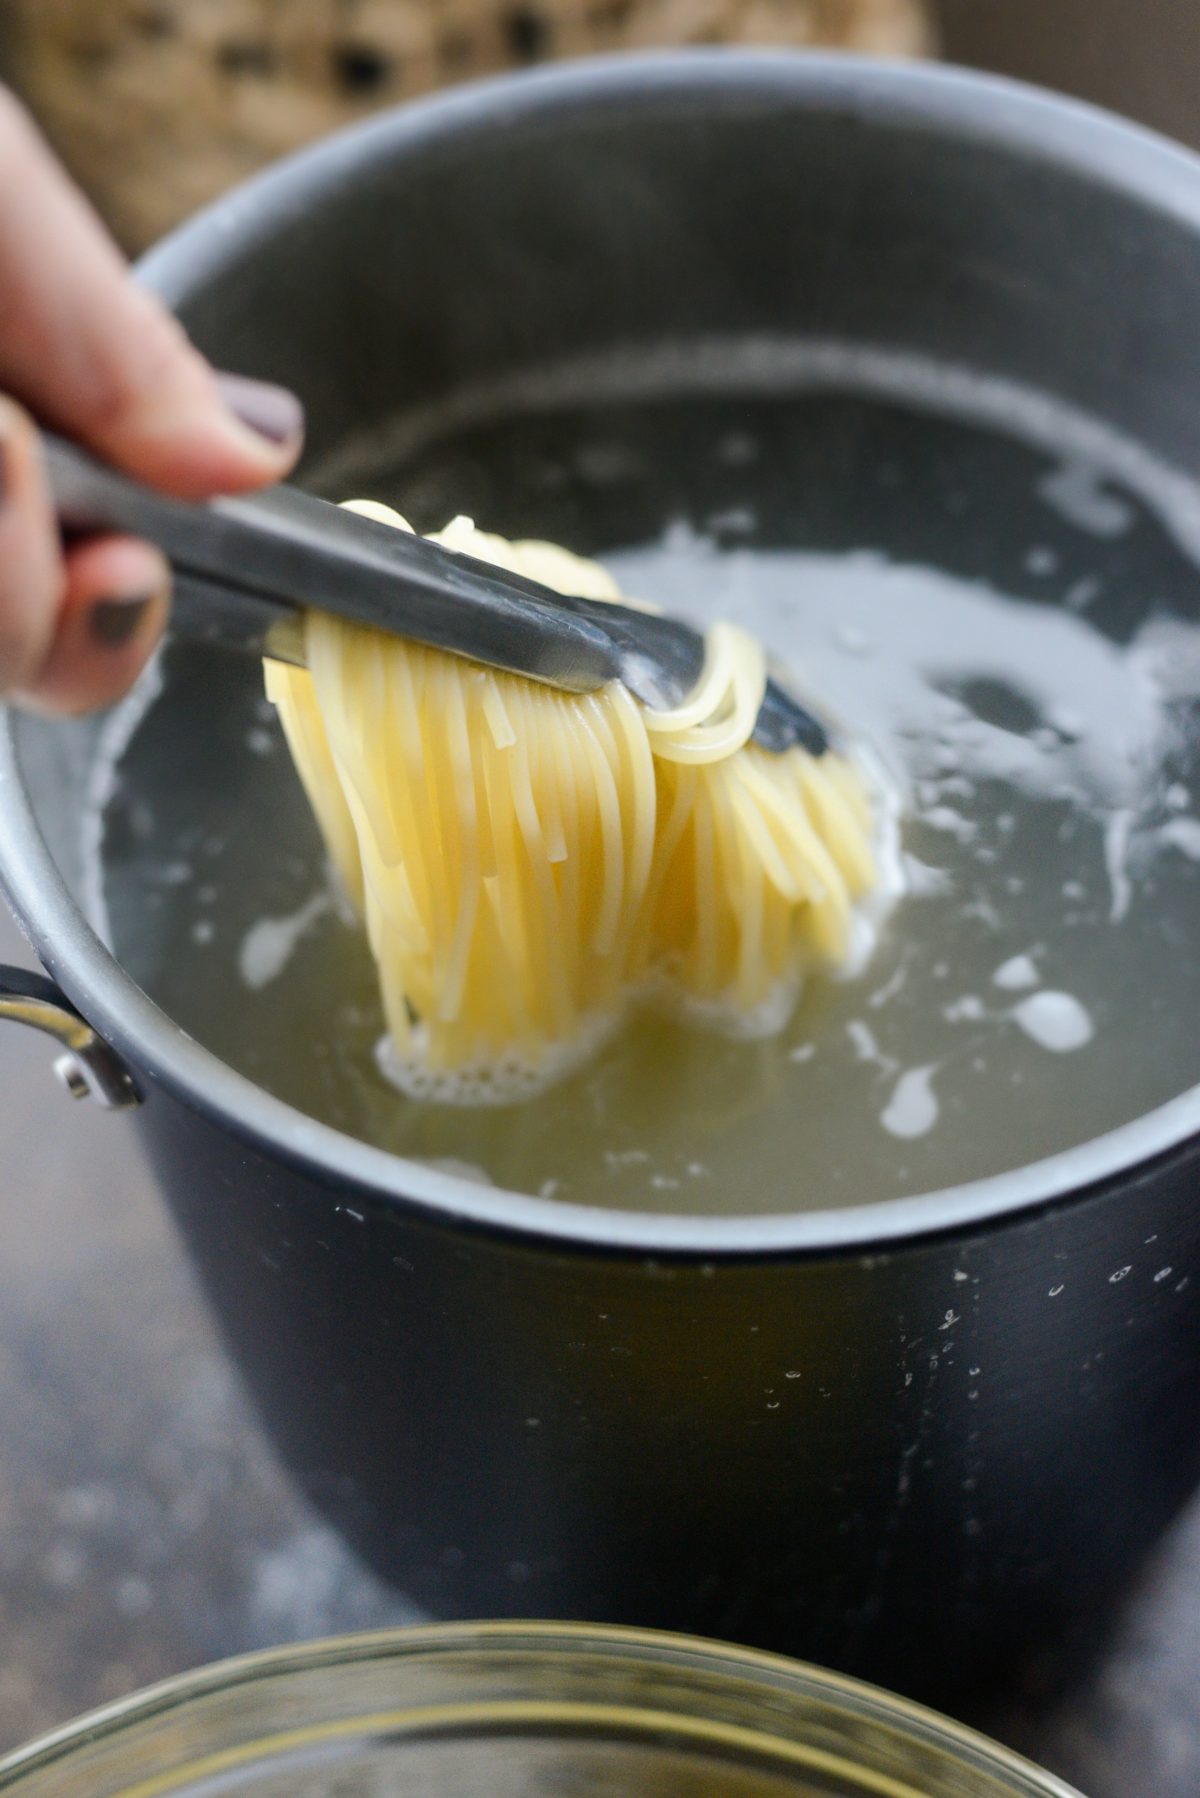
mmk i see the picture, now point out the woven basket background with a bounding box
[0,0,934,249]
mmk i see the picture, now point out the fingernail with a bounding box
[90,596,153,649]
[216,372,305,449]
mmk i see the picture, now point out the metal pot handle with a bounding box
[0,964,141,1110]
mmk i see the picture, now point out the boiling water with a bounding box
[93,380,1200,1214]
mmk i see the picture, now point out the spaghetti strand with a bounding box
[267,512,884,1103]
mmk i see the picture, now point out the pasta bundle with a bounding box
[266,508,882,1102]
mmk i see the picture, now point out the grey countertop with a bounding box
[1,901,1197,1795]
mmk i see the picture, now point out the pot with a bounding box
[2,52,1199,1701]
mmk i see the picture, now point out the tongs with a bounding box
[45,436,827,756]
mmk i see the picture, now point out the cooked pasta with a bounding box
[265,506,884,1102]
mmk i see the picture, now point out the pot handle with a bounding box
[0,964,141,1110]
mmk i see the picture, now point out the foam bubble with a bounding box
[847,1019,892,1069]
[669,978,802,1043]
[1012,991,1094,1053]
[881,1066,940,1139]
[1161,817,1200,861]
[992,954,1039,991]
[375,1008,620,1107]
[239,892,331,991]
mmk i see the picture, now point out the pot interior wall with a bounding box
[158,62,1200,474]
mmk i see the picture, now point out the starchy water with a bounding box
[91,365,1200,1214]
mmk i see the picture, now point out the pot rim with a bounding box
[2,49,1198,1258]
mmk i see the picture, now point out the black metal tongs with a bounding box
[45,436,827,756]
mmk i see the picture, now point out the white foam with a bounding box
[611,525,1200,936]
[992,954,1039,991]
[867,958,910,1010]
[238,891,331,990]
[1161,817,1200,861]
[838,746,906,978]
[612,538,1174,828]
[881,1066,940,1139]
[847,1019,889,1067]
[1012,991,1094,1053]
[1127,614,1200,705]
[1103,808,1136,924]
[923,806,977,843]
[669,977,802,1043]
[375,1007,620,1107]
[901,855,953,898]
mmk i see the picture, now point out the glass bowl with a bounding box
[0,1623,1081,1797]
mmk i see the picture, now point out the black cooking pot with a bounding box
[2,53,1199,1701]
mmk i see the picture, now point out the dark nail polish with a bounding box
[90,597,152,649]
[216,372,305,447]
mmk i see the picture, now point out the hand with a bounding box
[0,87,304,714]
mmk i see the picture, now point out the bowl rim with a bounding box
[1,48,1198,1258]
[0,1619,1083,1795]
